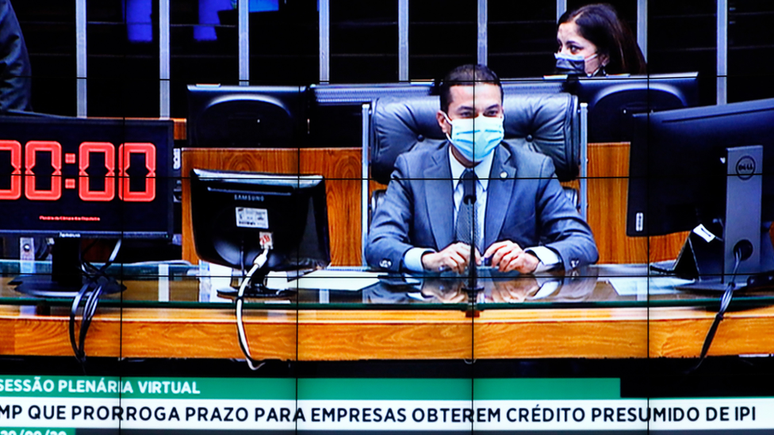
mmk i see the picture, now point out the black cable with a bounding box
[79,281,105,357]
[67,239,123,364]
[69,282,92,362]
[691,249,743,371]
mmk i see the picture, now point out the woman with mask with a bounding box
[555,3,646,76]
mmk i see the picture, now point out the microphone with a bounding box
[460,171,483,297]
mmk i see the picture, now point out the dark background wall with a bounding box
[13,0,774,118]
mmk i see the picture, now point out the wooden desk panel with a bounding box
[3,305,774,360]
[586,142,686,264]
[180,144,689,266]
[181,148,362,266]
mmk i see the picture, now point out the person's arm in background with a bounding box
[0,0,33,113]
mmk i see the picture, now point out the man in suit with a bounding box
[366,64,598,274]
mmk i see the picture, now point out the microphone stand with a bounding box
[462,191,483,301]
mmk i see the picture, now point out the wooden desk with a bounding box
[3,294,774,360]
[181,147,363,266]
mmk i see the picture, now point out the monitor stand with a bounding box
[11,238,125,298]
[216,247,296,299]
[671,146,774,291]
[216,269,296,299]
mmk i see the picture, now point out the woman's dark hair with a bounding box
[558,3,646,75]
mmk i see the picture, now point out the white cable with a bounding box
[236,249,269,370]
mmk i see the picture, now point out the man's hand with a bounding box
[483,240,540,273]
[422,242,481,274]
[421,282,468,303]
[488,277,540,303]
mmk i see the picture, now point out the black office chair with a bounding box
[367,92,582,227]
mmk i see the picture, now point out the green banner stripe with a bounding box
[0,377,620,400]
[473,378,621,400]
[297,379,620,400]
[298,379,472,401]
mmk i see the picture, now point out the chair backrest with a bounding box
[369,92,580,184]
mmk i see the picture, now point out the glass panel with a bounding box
[170,0,239,117]
[488,1,555,78]
[247,1,317,85]
[15,0,77,116]
[86,0,159,117]
[727,1,774,102]
[4,259,774,308]
[329,0,398,83]
[409,0,477,80]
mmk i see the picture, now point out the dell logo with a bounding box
[736,156,755,180]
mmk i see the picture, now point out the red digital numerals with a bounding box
[0,140,156,202]
[118,143,156,202]
[79,142,115,202]
[25,141,63,201]
[0,140,22,200]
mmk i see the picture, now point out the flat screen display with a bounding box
[0,116,174,238]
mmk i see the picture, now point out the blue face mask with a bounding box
[443,113,504,163]
[555,52,598,76]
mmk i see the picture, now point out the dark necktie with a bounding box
[455,168,479,251]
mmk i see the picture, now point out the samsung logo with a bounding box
[59,232,82,238]
[235,194,264,202]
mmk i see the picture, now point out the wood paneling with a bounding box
[181,148,362,266]
[180,143,688,267]
[587,142,687,264]
[172,118,187,141]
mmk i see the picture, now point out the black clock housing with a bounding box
[0,115,174,239]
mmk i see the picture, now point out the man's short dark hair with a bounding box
[439,64,503,114]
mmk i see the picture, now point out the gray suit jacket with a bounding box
[365,141,599,272]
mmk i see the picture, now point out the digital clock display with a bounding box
[0,116,173,238]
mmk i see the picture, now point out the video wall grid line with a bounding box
[160,0,170,118]
[238,0,249,85]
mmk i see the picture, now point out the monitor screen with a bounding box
[0,116,174,239]
[566,72,699,142]
[627,97,774,238]
[186,84,307,148]
[189,168,330,272]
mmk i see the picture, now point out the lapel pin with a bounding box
[500,171,508,179]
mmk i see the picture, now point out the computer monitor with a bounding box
[0,115,174,296]
[566,72,699,142]
[626,97,774,289]
[309,82,435,148]
[186,84,307,148]
[189,168,330,296]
